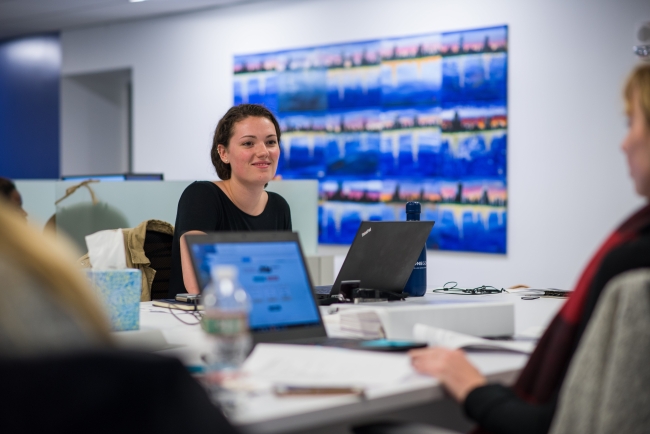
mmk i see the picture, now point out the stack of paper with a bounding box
[241,344,414,388]
[339,309,385,339]
[413,324,535,354]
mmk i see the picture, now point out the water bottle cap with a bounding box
[406,201,421,213]
[211,265,238,279]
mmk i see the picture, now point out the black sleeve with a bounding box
[175,182,221,237]
[464,384,556,434]
[170,182,222,296]
[267,191,292,231]
[280,195,292,231]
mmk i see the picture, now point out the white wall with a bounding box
[61,0,650,290]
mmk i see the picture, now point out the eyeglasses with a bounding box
[432,281,506,295]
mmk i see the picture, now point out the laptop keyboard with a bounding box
[314,285,333,295]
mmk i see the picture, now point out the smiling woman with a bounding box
[169,104,293,297]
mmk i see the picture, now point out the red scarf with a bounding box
[512,205,650,403]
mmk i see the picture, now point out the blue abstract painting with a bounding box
[234,25,508,254]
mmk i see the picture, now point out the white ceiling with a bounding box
[0,0,263,40]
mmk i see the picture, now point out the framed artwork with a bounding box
[234,25,507,253]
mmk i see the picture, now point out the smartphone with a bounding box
[274,385,365,397]
[358,339,427,352]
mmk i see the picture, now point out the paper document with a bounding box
[85,229,127,270]
[413,324,535,354]
[241,343,415,387]
[339,309,385,339]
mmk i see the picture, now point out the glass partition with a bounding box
[46,180,318,255]
[13,180,57,227]
[267,180,318,256]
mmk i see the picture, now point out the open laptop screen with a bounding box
[190,241,321,331]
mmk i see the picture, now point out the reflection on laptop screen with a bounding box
[191,241,320,331]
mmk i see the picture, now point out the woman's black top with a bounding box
[463,230,650,434]
[169,181,292,297]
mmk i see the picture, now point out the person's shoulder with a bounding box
[597,232,650,285]
[605,232,650,263]
[267,191,290,211]
[181,181,220,199]
[183,180,219,193]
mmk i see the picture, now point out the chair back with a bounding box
[143,229,173,300]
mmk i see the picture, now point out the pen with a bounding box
[274,385,365,398]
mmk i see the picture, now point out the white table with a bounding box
[135,293,564,433]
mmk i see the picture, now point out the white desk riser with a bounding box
[138,293,564,434]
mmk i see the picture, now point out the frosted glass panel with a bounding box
[267,180,318,256]
[54,181,191,251]
[13,180,57,228]
[49,180,318,255]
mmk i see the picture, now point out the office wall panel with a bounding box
[60,0,650,290]
[0,34,60,179]
[61,69,131,176]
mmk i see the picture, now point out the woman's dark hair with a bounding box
[211,104,282,180]
[0,177,16,200]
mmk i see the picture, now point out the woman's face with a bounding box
[622,90,650,198]
[219,116,280,186]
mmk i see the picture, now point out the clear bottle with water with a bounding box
[201,265,251,411]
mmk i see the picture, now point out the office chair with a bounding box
[47,180,130,252]
[550,269,650,434]
[78,219,174,301]
[143,228,174,300]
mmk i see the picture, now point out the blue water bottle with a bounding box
[403,201,427,297]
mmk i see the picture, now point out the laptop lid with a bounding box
[331,221,435,295]
[184,231,328,344]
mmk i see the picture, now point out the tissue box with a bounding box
[87,269,141,331]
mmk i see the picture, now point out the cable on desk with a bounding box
[167,306,202,325]
[431,281,507,295]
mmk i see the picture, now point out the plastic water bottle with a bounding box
[202,265,251,411]
[403,201,427,297]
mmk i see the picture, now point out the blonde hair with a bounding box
[624,64,650,127]
[0,201,111,342]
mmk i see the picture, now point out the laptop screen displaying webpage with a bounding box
[190,241,321,331]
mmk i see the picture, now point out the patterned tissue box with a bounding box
[86,269,141,331]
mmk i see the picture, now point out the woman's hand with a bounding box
[409,347,487,402]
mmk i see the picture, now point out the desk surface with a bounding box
[137,293,564,434]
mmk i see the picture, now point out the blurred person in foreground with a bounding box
[0,202,238,434]
[0,196,109,353]
[0,177,27,220]
[409,64,650,434]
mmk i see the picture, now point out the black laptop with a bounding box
[316,220,435,297]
